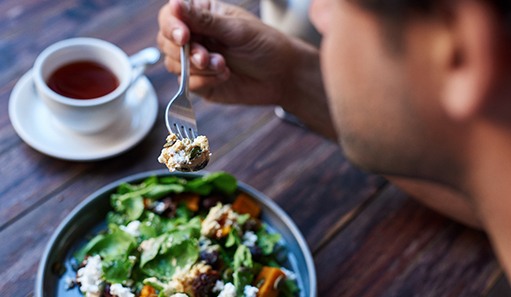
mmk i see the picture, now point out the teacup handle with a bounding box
[129,47,161,83]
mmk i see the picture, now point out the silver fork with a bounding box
[165,43,198,139]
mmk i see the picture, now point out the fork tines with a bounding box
[169,122,198,140]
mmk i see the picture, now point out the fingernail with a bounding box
[172,28,184,44]
[192,53,202,67]
[209,55,221,70]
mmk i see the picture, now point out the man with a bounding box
[158,0,511,278]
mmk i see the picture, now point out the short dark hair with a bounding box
[353,0,511,52]
[356,0,511,19]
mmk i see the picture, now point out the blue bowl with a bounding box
[36,170,317,297]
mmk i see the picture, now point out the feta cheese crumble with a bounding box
[109,283,134,297]
[212,280,225,293]
[242,231,258,247]
[158,133,210,172]
[64,276,76,289]
[170,294,189,297]
[217,282,237,297]
[76,255,103,297]
[120,220,141,237]
[244,285,259,297]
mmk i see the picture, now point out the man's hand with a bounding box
[158,0,300,106]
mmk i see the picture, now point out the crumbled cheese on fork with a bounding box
[158,133,210,172]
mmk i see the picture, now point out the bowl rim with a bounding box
[35,169,317,296]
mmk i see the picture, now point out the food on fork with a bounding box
[158,133,210,172]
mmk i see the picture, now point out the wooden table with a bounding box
[0,0,508,296]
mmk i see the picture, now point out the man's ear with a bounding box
[440,1,504,121]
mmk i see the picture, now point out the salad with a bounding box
[69,172,300,297]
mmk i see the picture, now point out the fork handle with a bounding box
[179,43,190,97]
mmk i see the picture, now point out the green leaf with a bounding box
[140,236,166,267]
[257,227,282,255]
[126,197,144,221]
[145,184,186,199]
[111,194,144,221]
[185,172,237,195]
[208,172,237,195]
[142,277,165,291]
[74,233,106,263]
[107,212,129,227]
[225,228,241,248]
[175,203,192,221]
[141,239,199,280]
[234,245,252,269]
[280,278,300,297]
[237,214,251,226]
[78,226,137,262]
[138,211,174,239]
[117,182,138,195]
[103,256,136,283]
[142,176,159,187]
[159,176,187,185]
[138,221,158,240]
[233,267,254,295]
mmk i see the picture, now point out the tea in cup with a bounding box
[33,38,141,134]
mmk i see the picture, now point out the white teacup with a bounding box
[33,38,142,134]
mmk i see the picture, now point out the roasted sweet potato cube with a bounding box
[232,193,261,218]
[254,266,286,297]
[139,285,157,297]
[178,193,200,212]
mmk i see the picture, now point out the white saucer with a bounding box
[8,70,158,161]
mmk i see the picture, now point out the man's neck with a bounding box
[466,122,511,279]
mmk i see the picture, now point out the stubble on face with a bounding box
[311,0,462,182]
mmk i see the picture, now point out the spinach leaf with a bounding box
[158,176,187,185]
[257,226,282,255]
[141,239,199,280]
[280,278,301,297]
[102,256,136,283]
[74,233,106,263]
[233,268,254,295]
[233,245,254,294]
[140,217,201,279]
[144,184,186,199]
[112,194,144,221]
[185,172,237,195]
[75,226,137,262]
[225,228,241,248]
[140,235,166,267]
[234,245,253,269]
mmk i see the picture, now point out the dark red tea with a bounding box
[47,61,119,99]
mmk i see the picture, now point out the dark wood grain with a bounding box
[0,0,506,296]
[314,185,500,297]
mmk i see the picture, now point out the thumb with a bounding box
[170,0,253,46]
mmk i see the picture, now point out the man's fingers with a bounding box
[189,71,231,101]
[169,0,248,44]
[160,2,191,46]
[163,56,227,77]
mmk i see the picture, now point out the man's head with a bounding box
[310,0,511,191]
